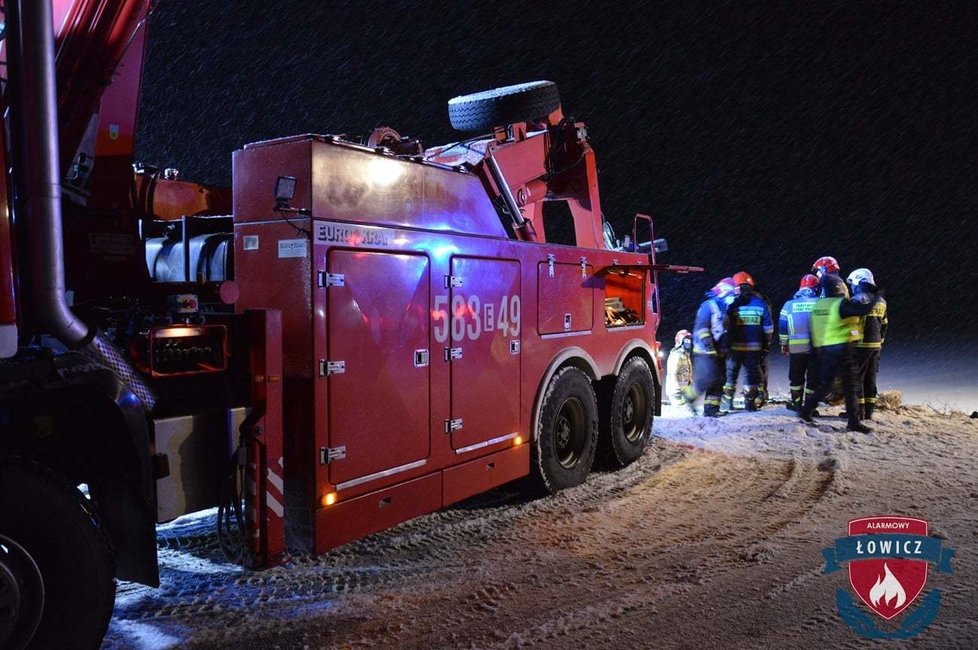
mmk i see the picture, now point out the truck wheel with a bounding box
[0,460,115,650]
[0,534,44,650]
[599,357,654,467]
[535,367,598,493]
[448,81,561,132]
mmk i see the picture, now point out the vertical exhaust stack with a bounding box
[8,1,156,410]
[13,0,90,346]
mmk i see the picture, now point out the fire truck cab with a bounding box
[0,2,695,647]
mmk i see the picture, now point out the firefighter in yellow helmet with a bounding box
[665,329,693,405]
[799,274,882,432]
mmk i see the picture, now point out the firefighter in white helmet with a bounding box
[682,278,734,416]
[665,329,693,405]
[847,268,888,419]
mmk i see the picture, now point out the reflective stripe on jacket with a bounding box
[779,291,817,353]
[855,296,888,348]
[727,294,773,352]
[693,298,726,355]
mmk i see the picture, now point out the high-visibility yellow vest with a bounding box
[810,297,862,347]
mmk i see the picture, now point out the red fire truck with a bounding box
[0,2,697,647]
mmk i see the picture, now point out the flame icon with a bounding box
[869,563,907,609]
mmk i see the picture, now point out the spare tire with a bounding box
[448,81,561,132]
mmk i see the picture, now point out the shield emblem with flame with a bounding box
[847,516,928,619]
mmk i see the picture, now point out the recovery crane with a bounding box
[0,1,698,647]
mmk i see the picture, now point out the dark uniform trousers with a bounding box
[801,343,862,421]
[788,352,819,397]
[854,347,880,418]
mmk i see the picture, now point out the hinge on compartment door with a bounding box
[547,254,555,278]
[445,418,463,433]
[320,446,347,465]
[319,360,346,376]
[444,275,463,288]
[445,347,463,361]
[580,256,588,278]
[318,272,345,287]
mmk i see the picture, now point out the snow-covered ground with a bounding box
[765,343,978,415]
[102,396,978,649]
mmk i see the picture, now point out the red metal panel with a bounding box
[53,0,150,178]
[244,309,286,568]
[537,262,594,334]
[448,257,521,450]
[442,444,529,507]
[233,137,505,236]
[315,473,441,553]
[327,250,430,486]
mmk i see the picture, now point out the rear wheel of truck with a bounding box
[535,367,598,493]
[448,81,561,132]
[0,460,116,650]
[598,357,655,467]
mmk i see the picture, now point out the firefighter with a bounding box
[722,271,773,411]
[848,268,888,419]
[665,329,693,405]
[682,279,734,416]
[779,274,820,411]
[799,274,882,432]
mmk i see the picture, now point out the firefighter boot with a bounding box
[756,387,768,409]
[864,402,875,420]
[845,392,870,432]
[744,387,760,412]
[788,389,803,412]
[704,404,726,417]
[720,387,734,413]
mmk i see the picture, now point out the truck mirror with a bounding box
[653,238,668,254]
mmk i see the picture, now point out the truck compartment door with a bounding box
[326,250,431,486]
[537,261,594,334]
[448,257,521,451]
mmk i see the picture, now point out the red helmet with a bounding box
[732,271,755,287]
[674,329,692,346]
[799,274,819,290]
[811,256,840,276]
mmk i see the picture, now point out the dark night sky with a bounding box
[136,1,978,342]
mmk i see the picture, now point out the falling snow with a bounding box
[135,1,978,344]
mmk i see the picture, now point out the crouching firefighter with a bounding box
[799,274,883,432]
[682,279,734,416]
[665,329,693,405]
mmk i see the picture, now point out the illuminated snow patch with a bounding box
[107,620,183,650]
